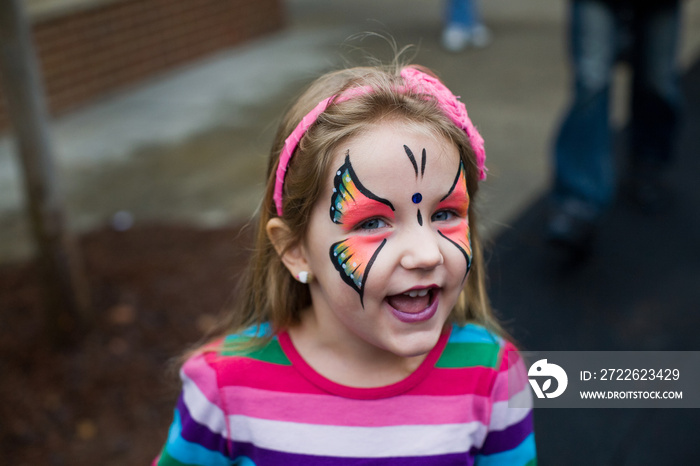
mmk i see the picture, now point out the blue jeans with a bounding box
[552,0,682,215]
[445,0,481,28]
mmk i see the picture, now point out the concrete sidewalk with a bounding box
[1,0,699,262]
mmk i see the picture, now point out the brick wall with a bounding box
[0,0,285,131]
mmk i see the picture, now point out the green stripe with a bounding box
[525,458,538,466]
[220,337,291,365]
[435,342,501,369]
[156,449,192,466]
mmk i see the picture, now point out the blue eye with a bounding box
[359,218,387,230]
[431,210,455,222]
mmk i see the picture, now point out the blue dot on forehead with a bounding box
[412,193,422,204]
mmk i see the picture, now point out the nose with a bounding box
[399,227,444,271]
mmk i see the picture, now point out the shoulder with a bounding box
[438,322,515,370]
[438,323,529,401]
[184,328,291,374]
[181,327,293,397]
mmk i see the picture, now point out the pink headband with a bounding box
[273,66,487,216]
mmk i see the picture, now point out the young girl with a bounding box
[153,62,536,465]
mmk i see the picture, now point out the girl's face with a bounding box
[302,121,472,360]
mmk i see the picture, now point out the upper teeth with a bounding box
[404,289,429,298]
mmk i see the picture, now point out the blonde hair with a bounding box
[212,62,505,349]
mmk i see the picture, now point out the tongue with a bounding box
[387,293,430,314]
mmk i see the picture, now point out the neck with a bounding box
[288,308,427,388]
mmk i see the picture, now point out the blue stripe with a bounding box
[232,457,255,466]
[227,323,273,339]
[166,410,232,466]
[474,432,536,466]
[449,323,503,345]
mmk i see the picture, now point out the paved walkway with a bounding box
[2,0,698,262]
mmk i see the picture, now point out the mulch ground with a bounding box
[0,223,254,465]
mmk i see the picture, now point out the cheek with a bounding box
[437,219,472,278]
[329,235,388,304]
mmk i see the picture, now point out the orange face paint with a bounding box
[330,235,388,306]
[329,154,395,305]
[437,161,472,280]
[330,153,395,230]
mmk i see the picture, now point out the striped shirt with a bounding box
[153,323,536,465]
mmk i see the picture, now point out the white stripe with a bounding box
[181,371,228,435]
[489,386,532,431]
[227,415,488,457]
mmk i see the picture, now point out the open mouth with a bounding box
[386,287,439,323]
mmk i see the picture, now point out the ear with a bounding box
[266,217,310,280]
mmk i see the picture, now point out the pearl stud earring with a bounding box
[296,271,312,284]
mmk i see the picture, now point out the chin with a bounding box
[386,325,445,358]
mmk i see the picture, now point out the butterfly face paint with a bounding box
[329,154,394,306]
[301,121,473,362]
[436,160,472,281]
[327,146,472,307]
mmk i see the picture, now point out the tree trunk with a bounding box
[0,0,91,345]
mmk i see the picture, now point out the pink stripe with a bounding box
[181,352,223,407]
[220,385,494,427]
[206,351,501,399]
[412,366,497,397]
[213,355,325,394]
[189,335,522,402]
[278,330,451,400]
[492,349,529,402]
